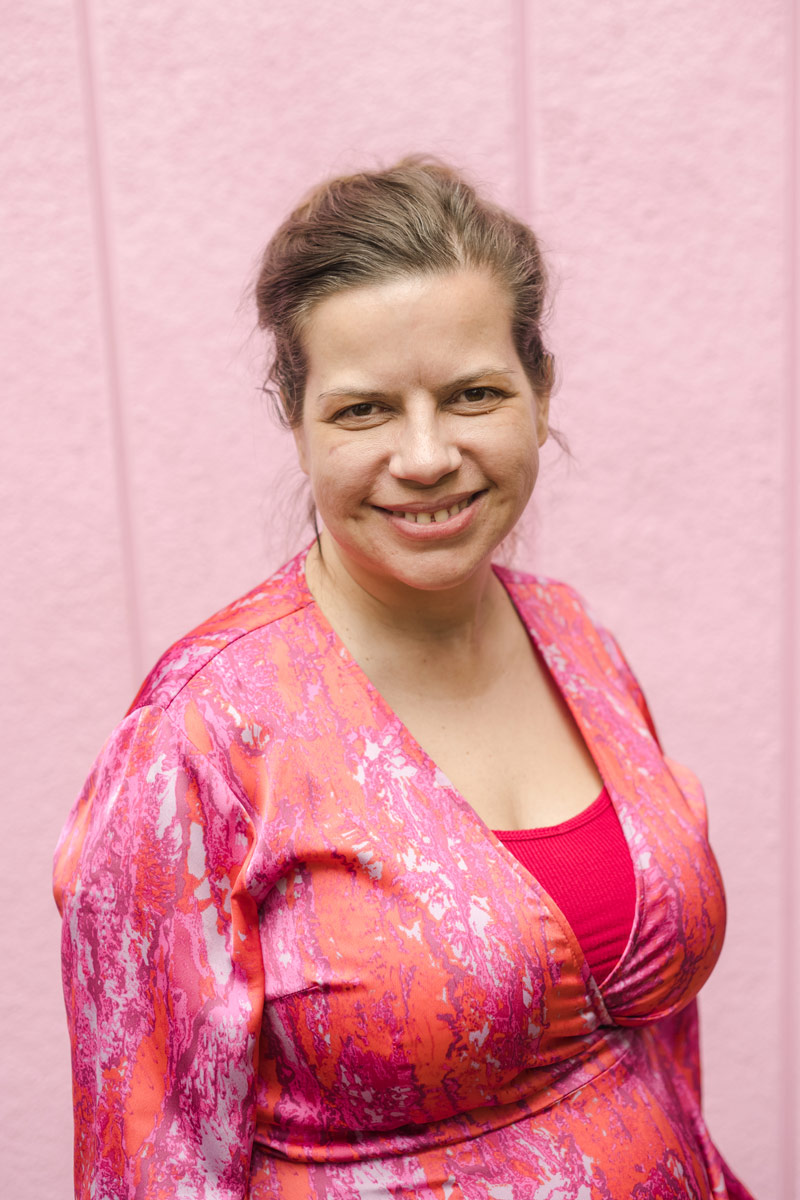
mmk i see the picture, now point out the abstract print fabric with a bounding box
[53,548,754,1199]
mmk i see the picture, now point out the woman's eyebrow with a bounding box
[317,367,517,404]
[446,367,517,391]
[317,385,390,404]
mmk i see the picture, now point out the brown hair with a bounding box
[254,155,556,428]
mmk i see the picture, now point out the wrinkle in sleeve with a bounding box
[53,704,265,1199]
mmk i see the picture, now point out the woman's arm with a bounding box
[54,704,265,1199]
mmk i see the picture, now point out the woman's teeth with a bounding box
[401,498,471,525]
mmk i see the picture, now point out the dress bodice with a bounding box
[53,548,748,1198]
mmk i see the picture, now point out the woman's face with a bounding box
[293,269,549,601]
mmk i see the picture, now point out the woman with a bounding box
[54,158,754,1198]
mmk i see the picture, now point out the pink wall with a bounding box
[2,1,795,1196]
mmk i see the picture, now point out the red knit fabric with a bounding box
[494,787,636,985]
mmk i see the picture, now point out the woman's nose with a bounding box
[388,407,462,483]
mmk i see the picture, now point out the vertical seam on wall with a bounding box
[782,0,797,1196]
[73,0,144,689]
[512,0,532,219]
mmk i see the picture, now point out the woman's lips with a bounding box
[374,491,485,538]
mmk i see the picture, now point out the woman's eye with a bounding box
[460,387,502,404]
[336,402,381,421]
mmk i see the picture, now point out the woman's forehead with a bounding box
[302,270,517,391]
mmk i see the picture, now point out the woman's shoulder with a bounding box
[128,547,314,715]
[495,562,659,732]
[493,562,595,621]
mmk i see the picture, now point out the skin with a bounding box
[294,269,548,626]
[293,268,601,830]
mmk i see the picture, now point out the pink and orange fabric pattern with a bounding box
[54,548,754,1198]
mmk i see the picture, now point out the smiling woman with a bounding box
[294,270,546,601]
[53,158,755,1199]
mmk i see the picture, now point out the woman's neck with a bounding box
[304,533,508,658]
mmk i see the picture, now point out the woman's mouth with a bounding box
[394,496,473,525]
[373,491,485,537]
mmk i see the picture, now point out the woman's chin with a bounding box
[334,540,504,601]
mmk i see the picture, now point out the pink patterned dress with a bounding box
[53,547,754,1198]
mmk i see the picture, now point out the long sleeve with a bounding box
[53,704,265,1199]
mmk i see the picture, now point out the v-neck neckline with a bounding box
[292,545,642,1001]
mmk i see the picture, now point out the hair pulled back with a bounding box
[255,155,555,428]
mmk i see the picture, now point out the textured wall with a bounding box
[1,1,794,1196]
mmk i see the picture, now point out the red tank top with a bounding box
[494,787,636,985]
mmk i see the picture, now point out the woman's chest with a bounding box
[251,751,603,1135]
[214,592,727,1129]
[245,723,721,1152]
[365,648,603,832]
